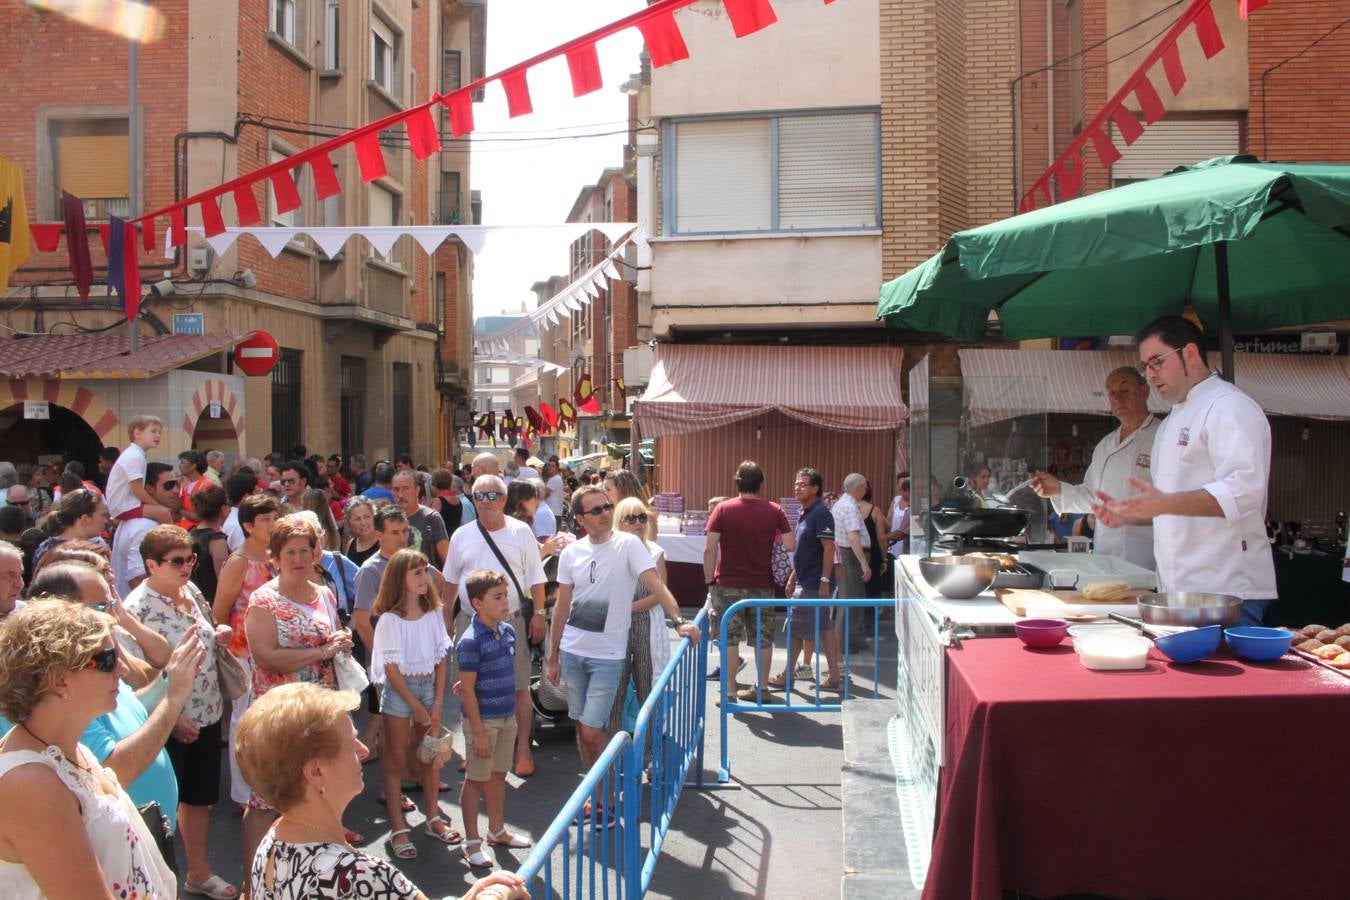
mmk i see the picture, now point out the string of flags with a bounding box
[464,371,606,448]
[1019,0,1271,212]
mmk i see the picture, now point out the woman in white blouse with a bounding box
[0,599,179,898]
[125,524,238,899]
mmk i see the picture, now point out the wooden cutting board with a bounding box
[998,588,1141,619]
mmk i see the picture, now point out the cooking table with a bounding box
[925,636,1350,899]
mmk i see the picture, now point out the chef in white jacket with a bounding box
[1031,366,1160,570]
[1095,316,1276,626]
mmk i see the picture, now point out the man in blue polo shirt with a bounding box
[772,467,841,689]
[455,569,530,864]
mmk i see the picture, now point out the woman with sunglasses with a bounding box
[125,525,239,899]
[0,599,177,898]
[504,480,567,562]
[605,496,670,737]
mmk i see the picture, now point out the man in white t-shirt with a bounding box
[547,485,699,786]
[514,447,539,481]
[111,462,181,597]
[442,474,546,776]
[543,457,565,517]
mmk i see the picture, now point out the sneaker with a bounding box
[793,664,814,680]
[705,659,747,682]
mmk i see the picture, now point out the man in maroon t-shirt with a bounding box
[704,460,796,701]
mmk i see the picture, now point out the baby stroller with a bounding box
[530,598,573,732]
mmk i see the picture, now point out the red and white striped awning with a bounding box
[958,349,1350,424]
[634,344,907,438]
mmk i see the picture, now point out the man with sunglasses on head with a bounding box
[112,462,182,598]
[547,488,699,806]
[1094,315,1276,626]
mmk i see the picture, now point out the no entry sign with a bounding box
[234,330,280,376]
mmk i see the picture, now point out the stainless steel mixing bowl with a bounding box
[1136,592,1243,628]
[918,555,998,599]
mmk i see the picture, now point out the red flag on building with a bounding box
[575,372,600,415]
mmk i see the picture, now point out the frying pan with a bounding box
[1108,613,1222,664]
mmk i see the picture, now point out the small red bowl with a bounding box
[1015,618,1069,649]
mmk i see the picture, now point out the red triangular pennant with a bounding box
[1240,0,1270,20]
[1191,1,1224,59]
[311,153,341,200]
[233,184,262,227]
[406,104,442,159]
[200,195,226,237]
[539,401,558,428]
[122,221,141,321]
[723,0,778,38]
[1110,106,1144,146]
[1055,154,1084,199]
[1161,40,1186,95]
[1132,75,1166,124]
[637,10,690,68]
[271,170,302,215]
[353,132,387,183]
[444,90,475,137]
[30,224,62,253]
[169,206,187,247]
[141,217,156,254]
[1087,127,1122,168]
[501,69,532,117]
[565,43,603,97]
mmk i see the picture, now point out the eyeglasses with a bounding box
[581,503,615,517]
[158,554,196,569]
[620,513,648,525]
[82,645,119,674]
[473,491,503,502]
[792,482,812,490]
[1136,347,1182,374]
[160,480,179,491]
[11,499,29,506]
[279,478,299,486]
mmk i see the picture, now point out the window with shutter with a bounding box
[52,121,130,220]
[778,113,878,230]
[674,119,771,233]
[1110,118,1242,184]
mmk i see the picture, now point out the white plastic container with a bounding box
[1077,634,1151,670]
[1067,623,1135,654]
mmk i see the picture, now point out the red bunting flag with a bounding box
[525,405,547,434]
[501,69,533,117]
[723,0,778,38]
[272,169,302,216]
[233,185,262,227]
[574,372,600,415]
[405,104,441,159]
[539,401,559,429]
[122,220,141,321]
[30,224,61,252]
[1192,1,1224,58]
[353,132,387,183]
[1110,106,1144,146]
[1240,0,1269,20]
[1055,153,1084,199]
[1161,39,1186,94]
[311,153,342,200]
[565,43,603,96]
[169,206,187,248]
[200,196,226,238]
[1087,128,1122,168]
[141,217,156,254]
[637,10,690,68]
[1132,75,1166,124]
[444,90,475,137]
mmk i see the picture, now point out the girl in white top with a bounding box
[0,599,180,899]
[370,549,456,857]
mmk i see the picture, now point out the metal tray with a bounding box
[991,563,1045,590]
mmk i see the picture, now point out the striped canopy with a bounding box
[633,344,908,438]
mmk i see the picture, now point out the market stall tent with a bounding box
[633,344,907,506]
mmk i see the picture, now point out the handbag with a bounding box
[333,649,370,694]
[188,587,248,701]
[137,801,176,872]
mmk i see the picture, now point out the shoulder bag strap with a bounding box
[477,521,531,616]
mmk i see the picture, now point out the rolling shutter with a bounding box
[674,119,771,233]
[778,113,878,230]
[1111,118,1241,182]
[57,135,129,199]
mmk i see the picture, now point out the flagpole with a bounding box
[127,39,141,353]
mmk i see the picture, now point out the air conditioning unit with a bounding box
[1301,332,1338,353]
[189,247,211,273]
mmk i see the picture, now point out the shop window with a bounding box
[271,348,303,457]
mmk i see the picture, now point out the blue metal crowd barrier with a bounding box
[516,607,711,900]
[717,597,888,784]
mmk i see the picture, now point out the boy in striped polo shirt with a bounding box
[456,570,532,866]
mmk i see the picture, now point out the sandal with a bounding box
[389,829,418,860]
[766,672,788,689]
[462,838,495,868]
[344,828,367,847]
[425,815,463,845]
[377,793,417,813]
[487,827,533,849]
[183,874,240,899]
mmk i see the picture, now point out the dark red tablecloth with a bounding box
[665,560,707,610]
[924,638,1350,900]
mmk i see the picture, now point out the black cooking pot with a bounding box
[929,505,1032,538]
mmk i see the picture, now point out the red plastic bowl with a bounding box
[1015,618,1070,649]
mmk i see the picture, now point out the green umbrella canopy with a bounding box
[878,156,1350,344]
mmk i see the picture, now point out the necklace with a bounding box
[17,721,89,773]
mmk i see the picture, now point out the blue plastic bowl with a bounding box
[1224,626,1295,662]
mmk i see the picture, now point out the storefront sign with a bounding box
[172,313,205,335]
[23,400,49,420]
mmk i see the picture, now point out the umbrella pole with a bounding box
[1215,240,1235,382]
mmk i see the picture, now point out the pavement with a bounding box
[190,623,898,900]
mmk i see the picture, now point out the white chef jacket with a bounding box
[1053,414,1161,571]
[1149,373,1276,600]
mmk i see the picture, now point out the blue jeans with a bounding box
[380,674,436,720]
[1240,599,1271,627]
[559,651,624,730]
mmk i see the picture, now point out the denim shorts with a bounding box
[380,674,437,720]
[559,651,624,730]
